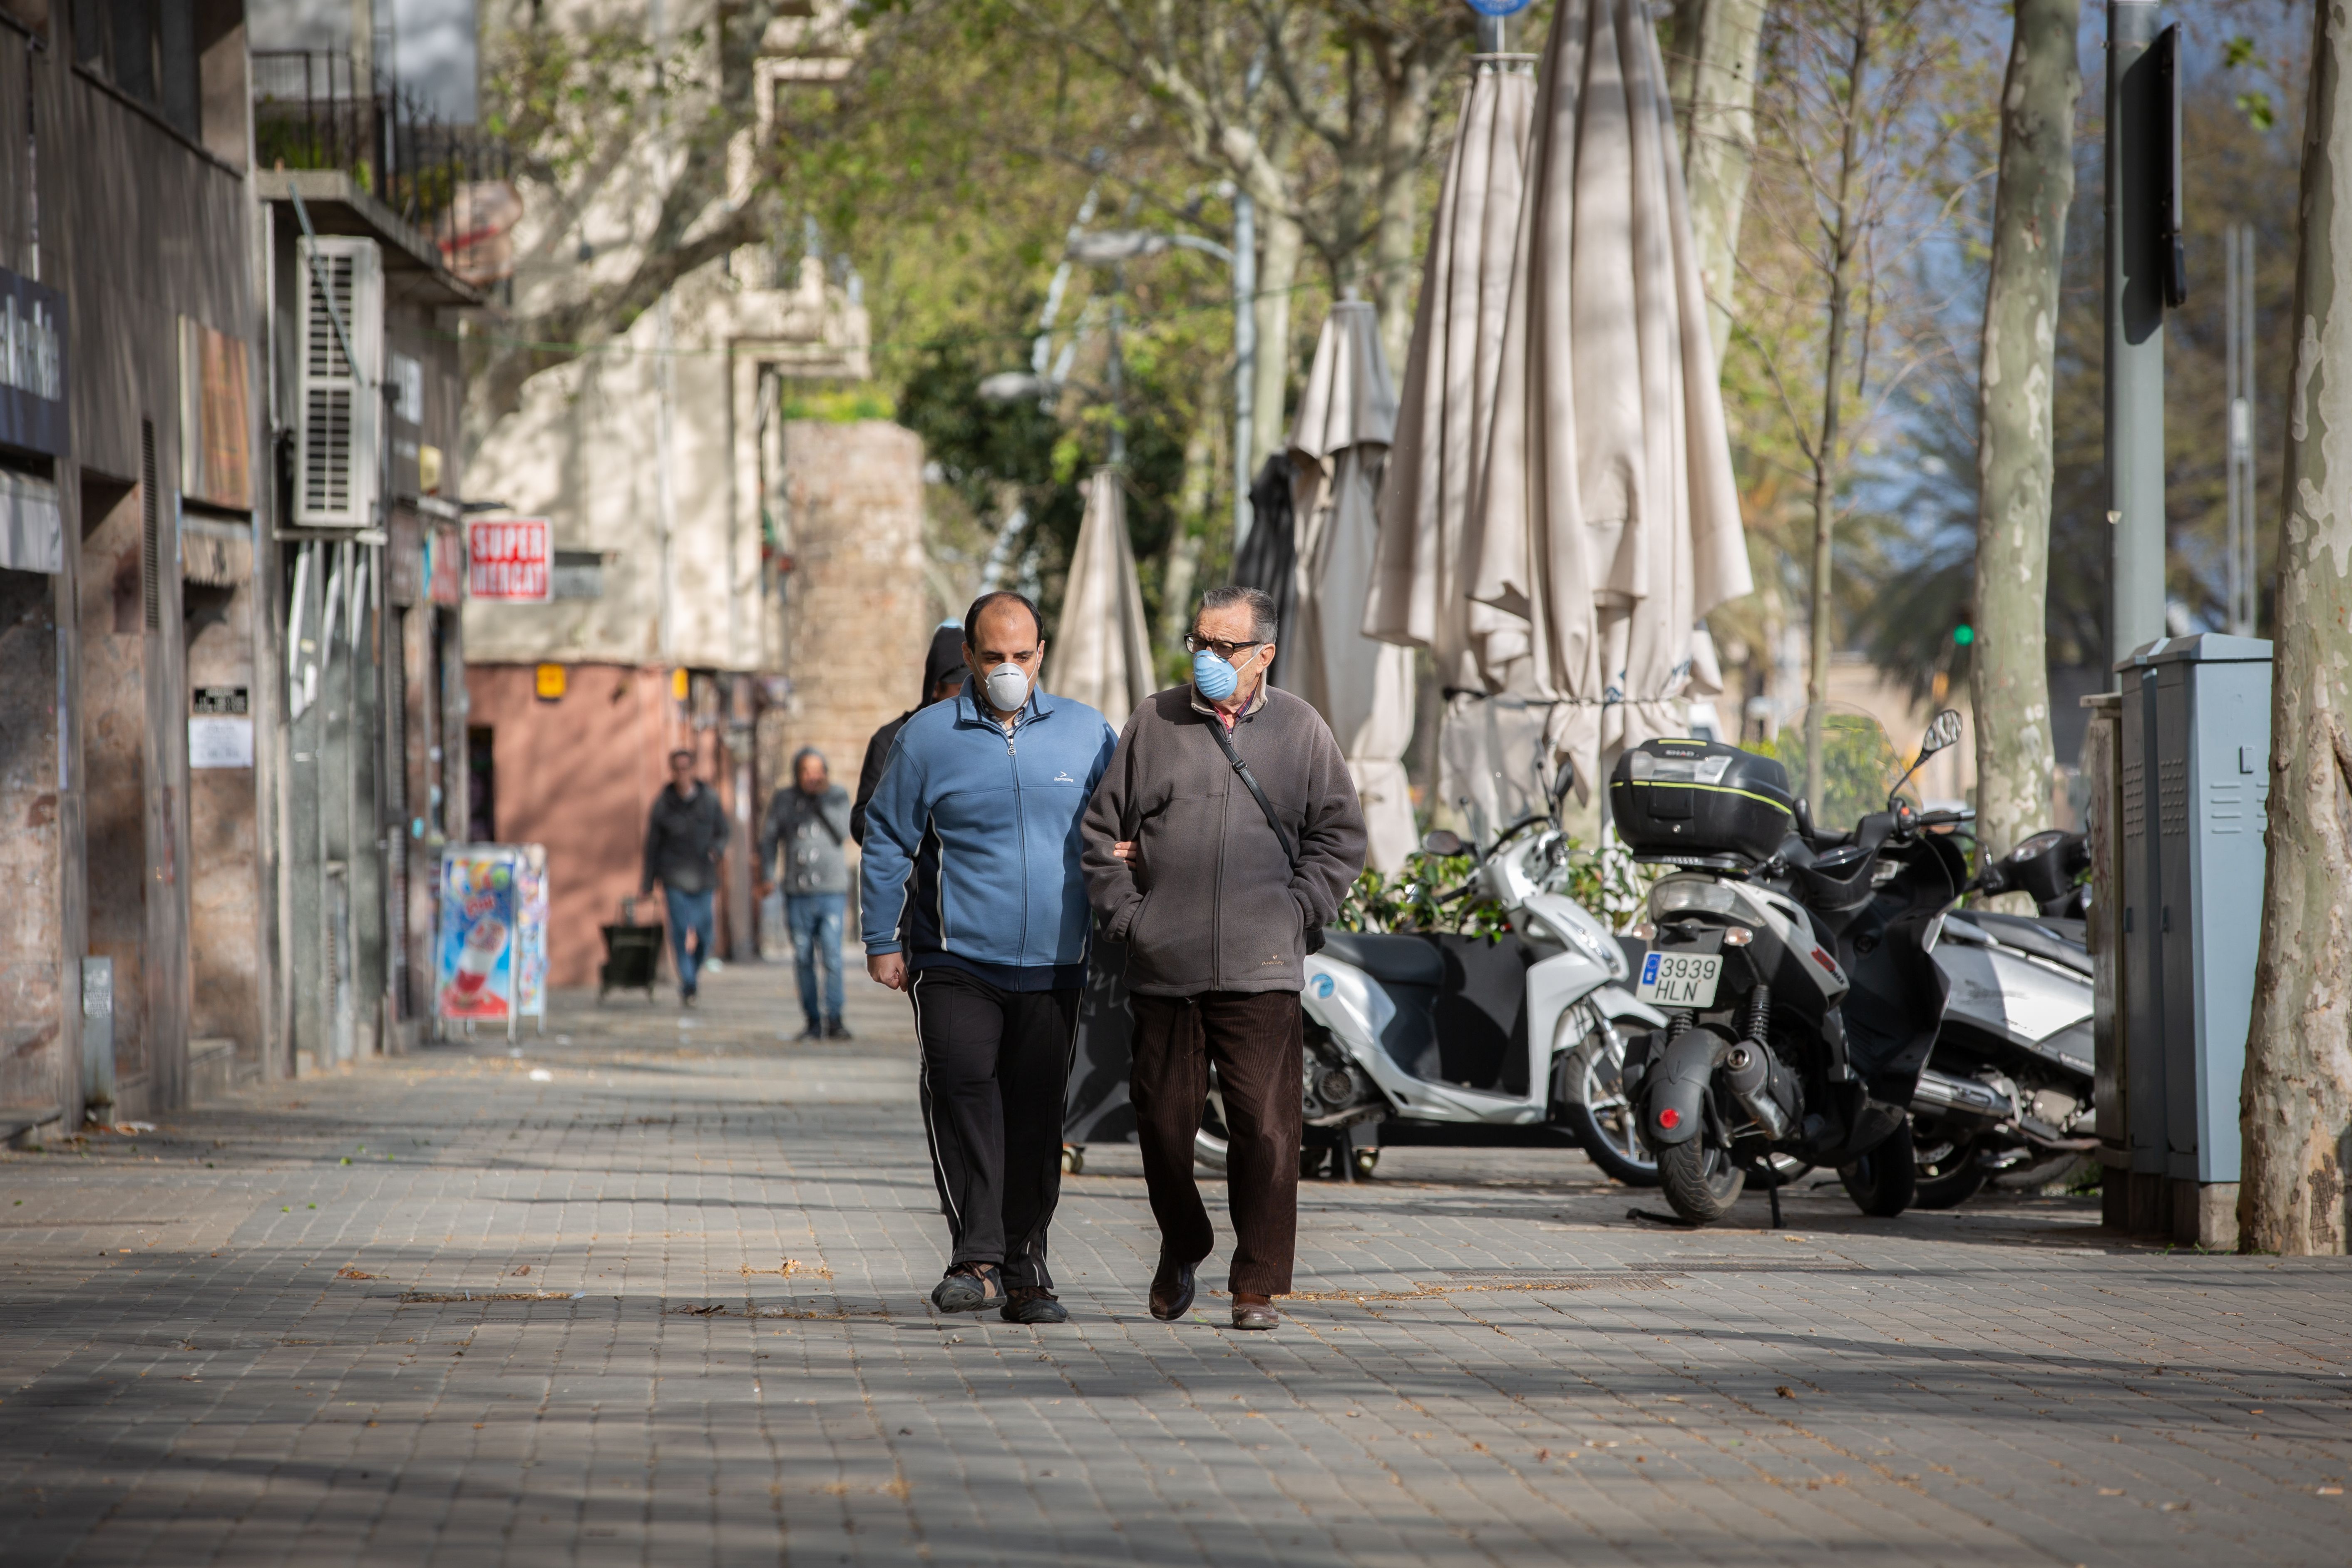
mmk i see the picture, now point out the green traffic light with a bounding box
[1953,624,1975,646]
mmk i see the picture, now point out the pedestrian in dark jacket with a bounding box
[1081,585,1366,1331]
[851,622,971,846]
[642,748,732,1005]
[759,748,853,1040]
[862,592,1118,1325]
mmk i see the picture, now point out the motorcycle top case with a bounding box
[1608,738,1796,867]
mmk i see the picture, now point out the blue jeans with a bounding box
[664,885,716,995]
[787,892,847,1026]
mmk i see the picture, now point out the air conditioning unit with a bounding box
[293,236,384,528]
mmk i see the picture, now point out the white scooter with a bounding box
[1195,819,1667,1178]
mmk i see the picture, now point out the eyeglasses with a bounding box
[1184,634,1264,660]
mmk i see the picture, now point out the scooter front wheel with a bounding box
[1193,1085,1230,1172]
[1910,1127,1985,1209]
[1840,1119,1919,1217]
[1657,1140,1746,1224]
[1560,1034,1661,1188]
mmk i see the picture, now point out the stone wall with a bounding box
[0,568,62,1118]
[763,421,934,836]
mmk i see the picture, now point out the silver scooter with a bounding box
[1195,820,1666,1178]
[1911,829,2096,1206]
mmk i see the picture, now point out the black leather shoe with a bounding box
[825,1017,853,1040]
[1230,1297,1281,1331]
[1149,1256,1197,1321]
[1001,1287,1068,1324]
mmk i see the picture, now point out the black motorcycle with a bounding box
[1612,713,1971,1225]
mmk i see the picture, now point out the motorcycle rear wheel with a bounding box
[1840,1120,1919,1217]
[1657,1140,1746,1224]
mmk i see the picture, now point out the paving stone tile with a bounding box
[5,965,2351,1563]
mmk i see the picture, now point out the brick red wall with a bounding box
[466,663,745,991]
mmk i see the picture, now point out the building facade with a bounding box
[246,0,492,1062]
[0,3,268,1138]
[462,259,930,989]
[462,3,929,991]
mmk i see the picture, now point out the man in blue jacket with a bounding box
[862,591,1118,1325]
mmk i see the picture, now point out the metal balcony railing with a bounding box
[253,50,516,290]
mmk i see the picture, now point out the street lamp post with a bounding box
[2106,5,2178,670]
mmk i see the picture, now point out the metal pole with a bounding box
[1232,189,1256,552]
[2237,224,2258,635]
[1477,11,1507,54]
[2226,225,2243,637]
[2106,0,2165,671]
[1108,270,1127,467]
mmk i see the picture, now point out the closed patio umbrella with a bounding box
[1232,453,1298,691]
[1466,0,1751,801]
[1365,54,1539,837]
[1046,467,1154,729]
[1289,300,1417,873]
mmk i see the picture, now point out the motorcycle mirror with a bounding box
[1887,709,1963,810]
[1919,708,1963,757]
[1547,753,1577,814]
[1419,829,1465,858]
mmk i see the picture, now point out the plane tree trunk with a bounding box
[1969,0,2079,887]
[1665,0,1769,358]
[2240,0,2352,1256]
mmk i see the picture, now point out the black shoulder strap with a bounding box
[1205,716,1300,873]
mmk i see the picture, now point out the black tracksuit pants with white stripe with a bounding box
[910,966,1079,1291]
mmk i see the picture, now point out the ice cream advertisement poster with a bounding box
[437,848,518,1020]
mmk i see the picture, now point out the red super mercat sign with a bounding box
[467,517,551,602]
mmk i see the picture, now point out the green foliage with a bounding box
[1336,855,1510,939]
[1332,836,1655,938]
[781,388,899,423]
[1558,836,1662,929]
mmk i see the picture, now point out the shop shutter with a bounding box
[293,237,384,528]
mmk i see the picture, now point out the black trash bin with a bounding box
[599,897,664,1002]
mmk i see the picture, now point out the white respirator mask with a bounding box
[983,662,1031,713]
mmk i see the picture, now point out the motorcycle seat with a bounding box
[1318,929,1447,988]
[1958,912,2091,977]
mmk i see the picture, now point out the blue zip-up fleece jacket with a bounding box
[860,679,1119,991]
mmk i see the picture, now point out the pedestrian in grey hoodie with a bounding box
[759,748,853,1040]
[1081,585,1366,1331]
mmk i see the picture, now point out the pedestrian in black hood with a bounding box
[851,621,970,845]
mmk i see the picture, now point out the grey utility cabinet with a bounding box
[2114,634,2270,1245]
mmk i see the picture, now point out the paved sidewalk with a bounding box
[3,958,2349,1566]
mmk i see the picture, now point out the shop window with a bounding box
[70,0,244,157]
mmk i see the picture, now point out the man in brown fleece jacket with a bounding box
[1081,585,1366,1331]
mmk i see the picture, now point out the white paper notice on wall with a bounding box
[189,715,254,769]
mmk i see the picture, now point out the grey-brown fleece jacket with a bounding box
[1081,683,1367,997]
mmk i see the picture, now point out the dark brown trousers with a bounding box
[1128,989,1302,1297]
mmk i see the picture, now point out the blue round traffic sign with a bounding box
[1465,0,1535,15]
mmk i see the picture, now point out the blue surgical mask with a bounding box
[1192,647,1240,701]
